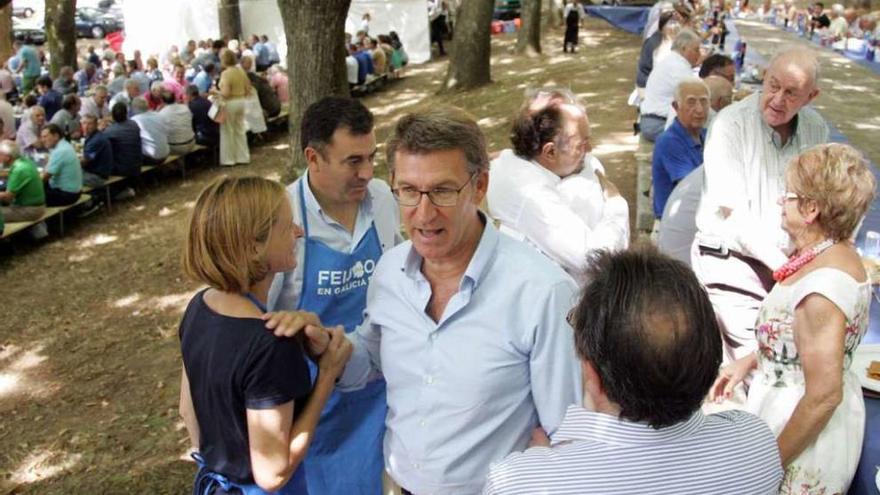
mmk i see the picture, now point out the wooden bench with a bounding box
[351,73,389,97]
[82,176,126,211]
[1,193,92,240]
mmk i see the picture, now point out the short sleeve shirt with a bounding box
[46,139,82,193]
[18,45,41,78]
[179,290,312,484]
[6,157,45,206]
[652,119,706,218]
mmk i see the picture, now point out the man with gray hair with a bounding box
[827,3,848,39]
[488,87,629,280]
[333,108,581,494]
[639,29,703,142]
[79,85,110,121]
[109,78,142,115]
[107,63,127,96]
[652,77,709,220]
[692,45,827,362]
[130,96,170,164]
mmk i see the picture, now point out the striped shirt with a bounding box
[484,405,783,495]
[694,92,828,273]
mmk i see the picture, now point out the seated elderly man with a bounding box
[144,81,166,111]
[698,53,735,83]
[692,46,827,362]
[40,124,82,207]
[127,60,151,94]
[16,105,46,155]
[103,102,143,180]
[268,65,289,105]
[653,78,709,220]
[157,91,195,155]
[108,79,140,115]
[74,63,100,97]
[186,85,219,147]
[827,3,848,39]
[0,140,45,222]
[488,88,629,281]
[484,247,784,494]
[107,63,127,97]
[79,85,111,121]
[192,63,215,96]
[80,115,113,188]
[663,73,733,130]
[640,29,702,142]
[36,76,63,120]
[130,96,170,164]
[50,94,82,140]
[52,66,78,96]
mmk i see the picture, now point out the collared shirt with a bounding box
[50,108,81,139]
[694,92,828,273]
[487,149,629,279]
[267,171,402,311]
[103,120,143,177]
[52,77,77,96]
[131,112,170,160]
[83,130,114,178]
[640,51,695,118]
[38,89,63,120]
[652,118,706,218]
[46,139,82,193]
[158,103,195,145]
[74,70,97,96]
[483,405,783,495]
[193,70,213,94]
[79,96,109,120]
[338,218,582,494]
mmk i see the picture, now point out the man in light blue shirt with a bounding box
[484,247,783,495]
[40,123,82,206]
[336,109,581,494]
[15,41,42,94]
[192,64,215,96]
[251,35,271,72]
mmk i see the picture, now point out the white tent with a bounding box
[122,0,431,64]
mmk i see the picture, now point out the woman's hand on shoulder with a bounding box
[262,310,321,338]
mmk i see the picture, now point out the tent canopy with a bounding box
[122,0,430,65]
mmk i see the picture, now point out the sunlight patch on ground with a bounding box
[271,143,290,151]
[113,294,141,308]
[77,233,118,249]
[8,450,82,485]
[158,207,175,217]
[0,343,51,400]
[263,171,282,182]
[146,290,199,314]
[831,83,872,93]
[183,200,196,209]
[591,131,639,157]
[477,116,507,129]
[372,94,428,117]
[853,122,880,131]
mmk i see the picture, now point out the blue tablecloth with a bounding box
[764,20,880,76]
[584,5,650,35]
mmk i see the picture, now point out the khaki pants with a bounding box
[219,98,250,165]
[1,205,45,222]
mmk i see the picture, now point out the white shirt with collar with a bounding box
[268,171,402,311]
[487,149,629,280]
[694,92,828,276]
[640,51,696,118]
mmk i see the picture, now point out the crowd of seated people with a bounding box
[0,32,294,235]
[345,30,408,89]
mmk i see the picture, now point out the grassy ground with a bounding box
[0,19,643,493]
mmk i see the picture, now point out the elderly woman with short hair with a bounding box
[711,143,876,494]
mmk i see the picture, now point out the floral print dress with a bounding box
[747,267,871,495]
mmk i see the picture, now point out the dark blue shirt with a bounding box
[103,120,143,177]
[652,118,706,218]
[353,50,374,84]
[188,96,219,145]
[83,130,114,178]
[38,89,63,120]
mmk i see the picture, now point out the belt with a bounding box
[698,245,776,295]
[641,113,666,120]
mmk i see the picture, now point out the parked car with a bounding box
[75,7,123,39]
[494,0,521,21]
[12,17,46,45]
[11,0,42,19]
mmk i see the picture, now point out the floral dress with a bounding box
[747,267,871,495]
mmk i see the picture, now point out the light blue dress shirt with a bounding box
[339,215,582,494]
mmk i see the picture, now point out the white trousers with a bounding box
[220,98,250,165]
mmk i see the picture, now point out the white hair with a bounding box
[671,29,701,54]
[768,45,821,86]
[674,77,709,103]
[831,3,844,15]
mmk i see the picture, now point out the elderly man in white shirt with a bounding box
[336,108,581,495]
[488,88,628,282]
[157,90,195,155]
[692,46,828,362]
[640,29,702,142]
[129,96,170,164]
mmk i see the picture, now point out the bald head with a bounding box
[704,75,733,111]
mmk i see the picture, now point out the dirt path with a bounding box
[734,19,880,164]
[0,19,642,493]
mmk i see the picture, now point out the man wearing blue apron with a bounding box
[269,97,401,495]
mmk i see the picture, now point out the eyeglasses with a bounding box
[392,173,476,207]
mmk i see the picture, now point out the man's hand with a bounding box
[303,324,339,358]
[262,310,321,338]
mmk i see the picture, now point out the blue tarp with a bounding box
[584,6,651,35]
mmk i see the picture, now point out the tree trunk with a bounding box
[516,0,542,55]
[44,0,77,79]
[0,1,13,66]
[218,0,242,41]
[441,0,494,93]
[277,0,351,182]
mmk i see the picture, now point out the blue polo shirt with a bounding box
[652,118,706,218]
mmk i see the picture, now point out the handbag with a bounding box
[208,98,226,124]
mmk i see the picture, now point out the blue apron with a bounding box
[296,180,386,495]
[192,451,307,495]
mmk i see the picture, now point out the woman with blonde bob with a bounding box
[179,175,351,494]
[711,143,876,494]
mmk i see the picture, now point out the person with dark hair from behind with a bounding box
[36,76,63,120]
[268,96,402,494]
[50,94,82,140]
[186,84,219,148]
[484,246,784,495]
[39,124,82,207]
[80,115,113,190]
[698,53,735,82]
[103,102,142,200]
